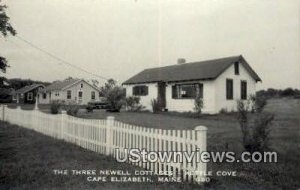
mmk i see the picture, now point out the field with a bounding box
[78,98,300,189]
[2,98,299,189]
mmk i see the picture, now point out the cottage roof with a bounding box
[15,84,44,94]
[123,55,261,85]
[41,78,100,92]
[41,78,81,92]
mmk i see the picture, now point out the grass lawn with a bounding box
[2,98,299,189]
[76,98,300,189]
[0,122,203,190]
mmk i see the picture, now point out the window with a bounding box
[91,91,95,100]
[172,83,203,99]
[133,86,148,96]
[226,79,233,100]
[55,92,59,96]
[67,90,71,99]
[241,81,247,100]
[234,62,239,75]
[80,83,83,88]
[78,91,83,99]
[27,92,33,101]
[43,93,47,99]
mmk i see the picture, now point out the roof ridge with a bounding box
[144,55,242,71]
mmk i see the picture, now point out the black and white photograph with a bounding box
[0,0,299,189]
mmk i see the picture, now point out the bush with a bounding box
[50,101,61,114]
[252,113,274,151]
[125,96,144,111]
[219,108,228,114]
[250,94,267,113]
[237,100,251,150]
[280,88,296,96]
[86,105,93,113]
[236,100,274,152]
[151,99,160,113]
[106,87,126,111]
[66,105,80,116]
[194,95,204,114]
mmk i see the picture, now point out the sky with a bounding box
[0,0,299,90]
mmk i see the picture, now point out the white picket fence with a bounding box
[0,105,207,183]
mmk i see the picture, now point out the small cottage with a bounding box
[123,55,261,114]
[38,78,101,105]
[15,84,45,104]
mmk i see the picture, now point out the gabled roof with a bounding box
[15,84,44,94]
[41,78,81,92]
[123,55,261,85]
[41,78,100,92]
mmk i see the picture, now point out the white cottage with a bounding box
[38,78,101,105]
[122,55,261,114]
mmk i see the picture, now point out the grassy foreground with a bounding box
[77,98,300,189]
[0,122,200,190]
[2,98,299,189]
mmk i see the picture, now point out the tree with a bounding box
[0,2,16,86]
[100,79,126,111]
[99,78,117,96]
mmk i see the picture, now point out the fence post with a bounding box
[2,105,6,121]
[106,116,115,156]
[61,110,67,140]
[34,97,39,110]
[194,125,207,184]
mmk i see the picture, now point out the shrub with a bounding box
[67,105,80,116]
[194,95,204,114]
[250,94,267,113]
[252,113,274,151]
[151,99,160,113]
[219,108,228,114]
[86,105,93,113]
[50,101,61,114]
[125,96,144,111]
[236,100,274,152]
[237,100,251,150]
[106,87,126,111]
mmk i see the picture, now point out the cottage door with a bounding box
[78,91,83,104]
[157,82,166,110]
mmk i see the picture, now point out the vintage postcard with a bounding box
[0,0,299,189]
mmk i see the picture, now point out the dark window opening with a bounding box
[78,91,83,98]
[226,79,233,100]
[241,81,247,100]
[91,91,95,100]
[67,90,71,99]
[172,83,203,99]
[133,86,148,96]
[43,93,47,99]
[234,62,239,75]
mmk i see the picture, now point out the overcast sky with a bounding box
[0,0,299,89]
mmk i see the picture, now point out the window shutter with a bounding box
[199,83,203,98]
[145,86,148,95]
[133,86,136,95]
[226,79,233,100]
[172,85,177,99]
[241,81,247,100]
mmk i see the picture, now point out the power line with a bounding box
[15,35,109,81]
